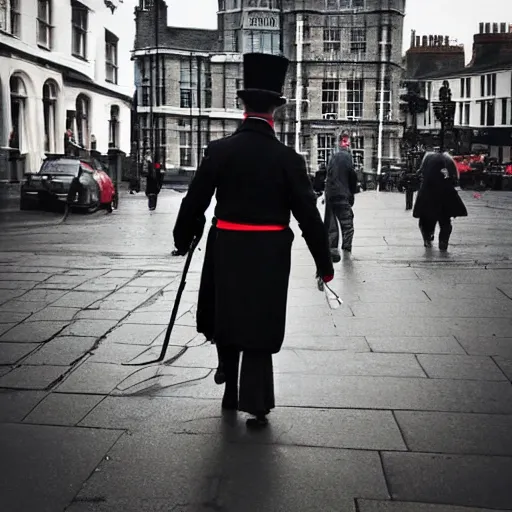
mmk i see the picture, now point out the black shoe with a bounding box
[424,240,432,248]
[246,414,269,428]
[331,251,341,263]
[439,241,449,252]
[214,365,226,385]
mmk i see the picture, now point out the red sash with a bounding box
[217,219,286,231]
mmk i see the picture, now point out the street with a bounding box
[1,189,512,512]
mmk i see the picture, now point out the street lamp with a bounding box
[433,81,456,152]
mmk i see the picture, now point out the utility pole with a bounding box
[295,13,303,154]
[376,23,387,188]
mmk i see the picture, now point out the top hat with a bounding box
[237,53,289,107]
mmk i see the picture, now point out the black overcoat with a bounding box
[413,158,468,220]
[173,119,333,354]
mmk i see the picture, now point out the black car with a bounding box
[20,157,101,211]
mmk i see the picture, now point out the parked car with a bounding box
[20,156,116,212]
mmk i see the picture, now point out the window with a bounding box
[72,2,88,59]
[379,24,392,61]
[464,102,470,125]
[460,77,471,99]
[325,0,363,8]
[458,102,470,126]
[140,114,150,153]
[108,105,119,148]
[9,75,27,151]
[236,78,243,109]
[180,60,196,108]
[154,115,166,164]
[352,136,364,173]
[376,78,391,120]
[2,0,21,36]
[139,59,150,107]
[37,0,52,48]
[155,56,165,105]
[322,81,339,117]
[481,73,497,97]
[350,28,366,53]
[105,30,118,84]
[480,76,485,97]
[243,31,280,54]
[317,134,336,166]
[179,131,192,167]
[347,79,363,119]
[75,94,90,148]
[323,28,341,53]
[203,61,212,109]
[479,100,495,126]
[501,98,508,125]
[43,81,57,153]
[247,0,276,7]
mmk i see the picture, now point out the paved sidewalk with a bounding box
[0,189,512,511]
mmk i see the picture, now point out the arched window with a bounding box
[75,94,89,148]
[108,105,119,148]
[9,75,27,151]
[43,80,58,153]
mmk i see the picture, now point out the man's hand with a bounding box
[171,249,187,257]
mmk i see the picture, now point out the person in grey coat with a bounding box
[324,135,359,262]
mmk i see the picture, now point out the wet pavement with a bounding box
[0,188,512,512]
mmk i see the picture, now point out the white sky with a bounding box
[162,0,511,63]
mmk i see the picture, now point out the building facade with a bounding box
[0,0,134,182]
[133,0,405,177]
[404,22,512,162]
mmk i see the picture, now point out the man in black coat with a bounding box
[324,137,358,262]
[173,53,334,428]
[145,155,164,211]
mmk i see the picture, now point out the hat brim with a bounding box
[237,89,286,107]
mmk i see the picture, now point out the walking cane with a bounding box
[122,235,201,366]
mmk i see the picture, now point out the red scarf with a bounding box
[243,112,275,130]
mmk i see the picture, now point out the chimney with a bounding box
[445,35,449,46]
[422,35,428,46]
[429,35,434,46]
[411,29,416,48]
[493,22,499,33]
[485,22,491,33]
[479,22,484,34]
[416,35,421,47]
[500,22,507,33]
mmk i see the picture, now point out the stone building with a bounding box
[404,22,512,161]
[0,0,134,182]
[133,0,405,177]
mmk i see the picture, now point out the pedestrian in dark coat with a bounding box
[413,152,467,251]
[173,53,334,428]
[324,137,359,261]
[145,156,164,211]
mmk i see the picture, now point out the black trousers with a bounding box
[405,189,414,210]
[325,201,354,253]
[419,217,452,243]
[147,193,157,210]
[217,345,275,415]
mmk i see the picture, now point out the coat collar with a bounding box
[235,118,277,140]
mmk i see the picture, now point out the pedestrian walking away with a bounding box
[173,52,334,429]
[413,152,468,251]
[324,134,359,262]
[145,154,164,211]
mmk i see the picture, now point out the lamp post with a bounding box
[400,81,429,210]
[433,81,456,152]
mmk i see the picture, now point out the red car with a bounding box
[21,156,117,212]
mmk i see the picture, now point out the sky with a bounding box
[162,0,511,63]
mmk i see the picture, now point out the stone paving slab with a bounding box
[0,272,52,281]
[358,500,509,512]
[26,306,80,322]
[0,342,40,364]
[283,334,371,351]
[102,323,166,346]
[160,373,512,414]
[52,291,111,309]
[75,309,128,321]
[0,322,16,336]
[395,411,512,456]
[382,452,512,509]
[87,342,150,364]
[365,336,465,354]
[0,280,38,290]
[24,392,104,426]
[0,299,48,314]
[57,362,137,394]
[456,336,512,357]
[0,311,29,324]
[76,430,387,508]
[493,356,512,380]
[0,364,67,390]
[0,389,46,422]
[0,423,123,512]
[74,277,132,292]
[24,336,97,366]
[0,321,68,343]
[60,319,118,338]
[416,354,507,380]
[16,289,68,303]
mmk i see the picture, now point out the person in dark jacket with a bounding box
[173,53,334,428]
[145,156,164,211]
[324,137,358,261]
[413,152,467,251]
